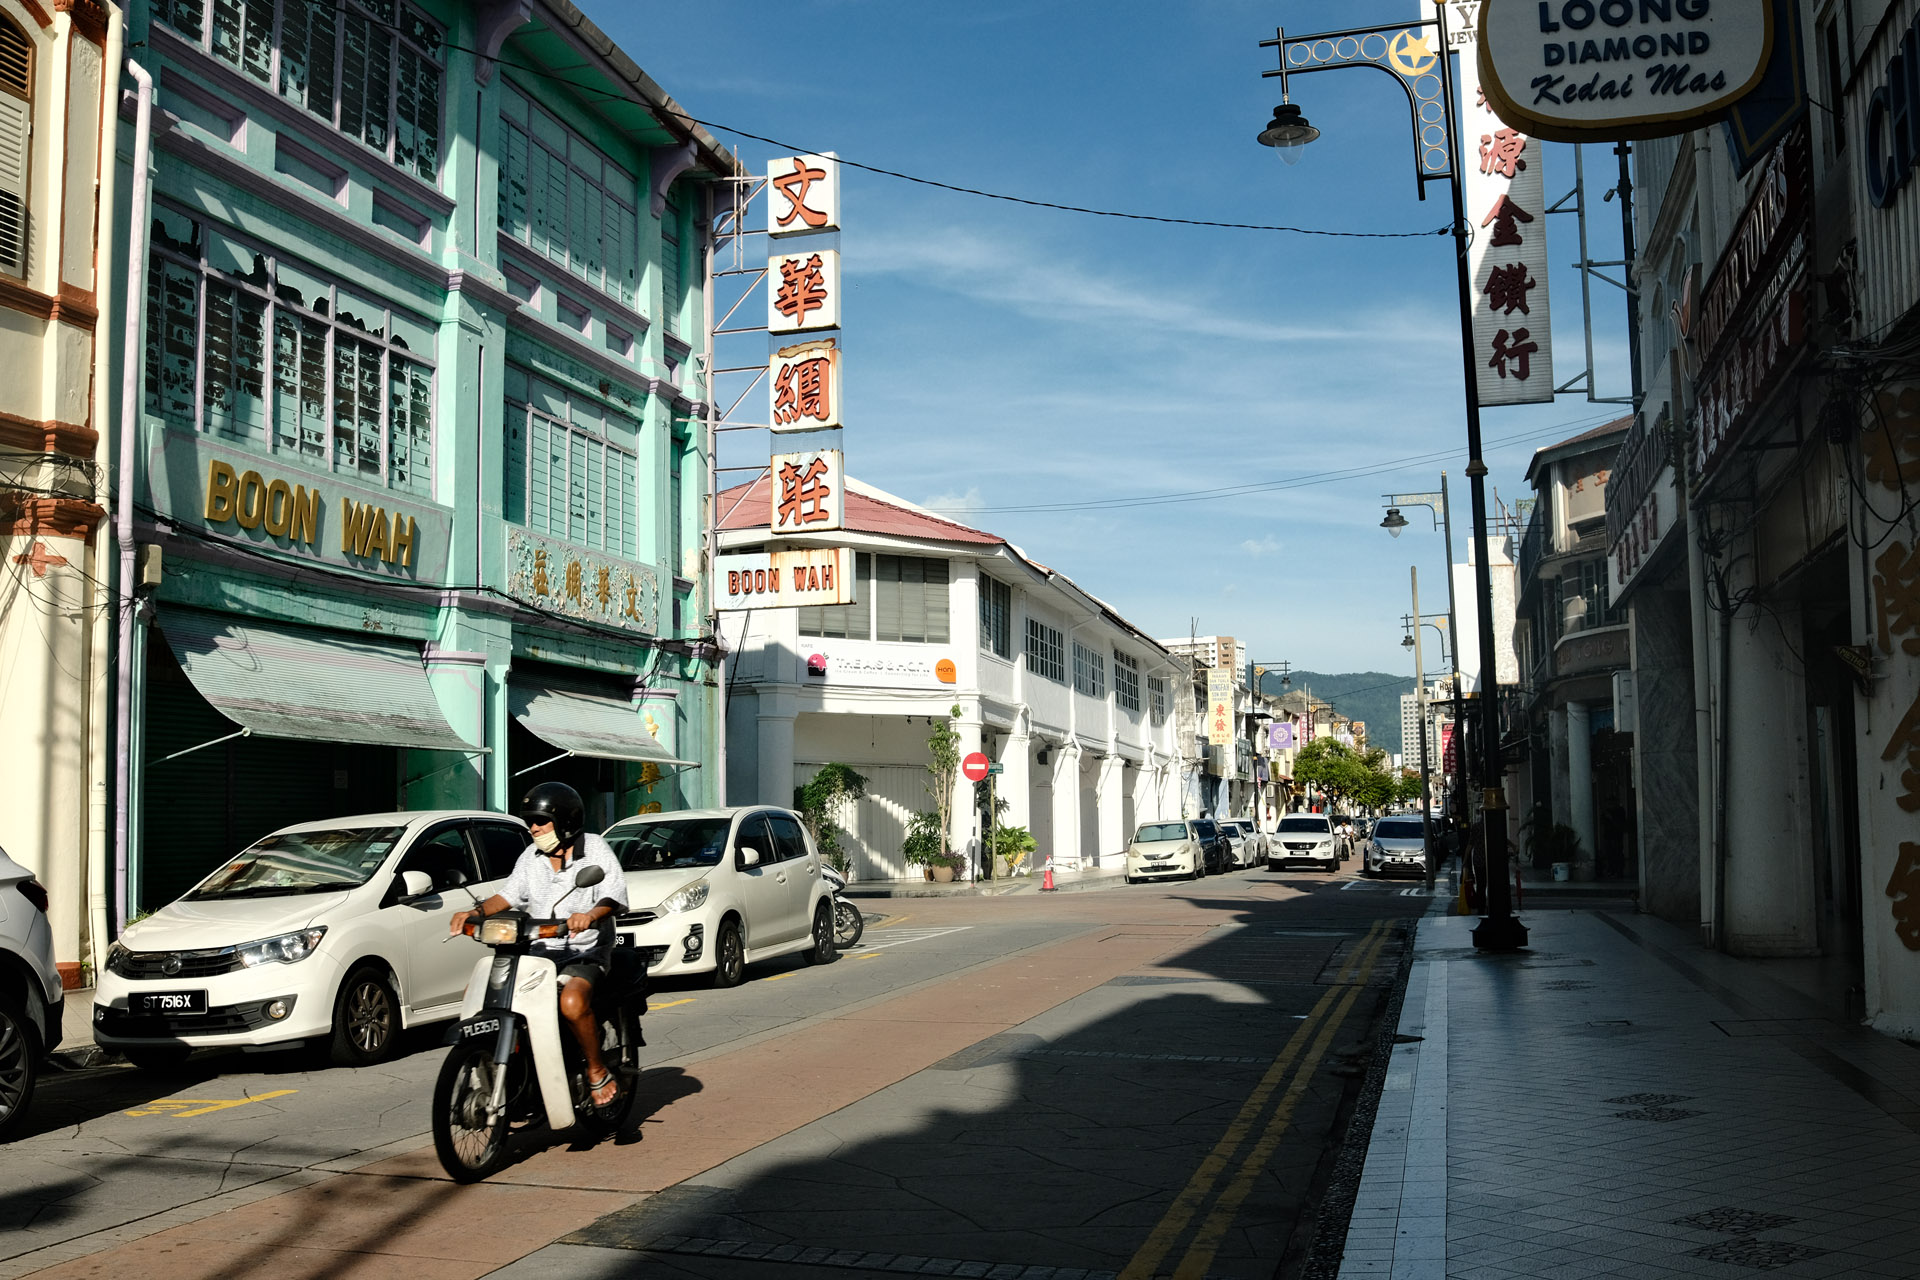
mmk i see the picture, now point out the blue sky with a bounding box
[612,1,1635,675]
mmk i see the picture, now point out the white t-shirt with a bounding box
[498,832,629,956]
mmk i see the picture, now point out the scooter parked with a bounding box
[821,863,863,949]
[431,864,647,1182]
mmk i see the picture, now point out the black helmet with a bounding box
[518,781,586,845]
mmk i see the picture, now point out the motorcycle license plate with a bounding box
[133,990,206,1015]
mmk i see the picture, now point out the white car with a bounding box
[1217,822,1253,869]
[603,807,835,987]
[1227,820,1267,866]
[1268,814,1340,872]
[95,811,527,1071]
[1,846,62,1139]
[1365,815,1429,878]
[1124,820,1208,882]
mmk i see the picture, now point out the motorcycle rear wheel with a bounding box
[432,1043,511,1183]
[833,898,864,949]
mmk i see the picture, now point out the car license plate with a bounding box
[616,934,634,949]
[133,990,206,1015]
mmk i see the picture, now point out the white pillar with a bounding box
[755,686,799,807]
[1567,700,1595,877]
[1051,742,1082,869]
[1097,756,1126,867]
[1000,730,1031,828]
[952,711,983,879]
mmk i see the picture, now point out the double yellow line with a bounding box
[1119,920,1392,1280]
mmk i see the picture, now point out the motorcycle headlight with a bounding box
[478,915,525,946]
[236,927,327,967]
[659,880,711,915]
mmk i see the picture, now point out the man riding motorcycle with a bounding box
[450,782,628,1108]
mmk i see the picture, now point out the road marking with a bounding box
[856,925,972,950]
[871,913,914,930]
[648,998,696,1011]
[1118,922,1390,1280]
[124,1089,297,1119]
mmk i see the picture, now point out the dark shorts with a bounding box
[536,947,608,987]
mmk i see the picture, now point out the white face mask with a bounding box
[531,828,561,854]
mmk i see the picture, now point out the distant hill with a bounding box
[1258,670,1416,757]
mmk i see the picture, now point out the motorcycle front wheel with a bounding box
[833,898,864,949]
[432,1043,511,1182]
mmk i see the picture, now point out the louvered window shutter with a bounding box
[0,18,29,279]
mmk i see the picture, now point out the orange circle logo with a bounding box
[935,659,957,684]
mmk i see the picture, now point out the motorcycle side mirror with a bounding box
[739,846,763,868]
[573,863,606,889]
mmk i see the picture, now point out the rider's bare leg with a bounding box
[558,977,613,1102]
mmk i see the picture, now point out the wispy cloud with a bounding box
[1241,535,1283,556]
[924,486,986,513]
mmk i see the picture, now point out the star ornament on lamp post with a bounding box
[1258,14,1526,951]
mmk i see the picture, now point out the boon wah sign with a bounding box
[1478,0,1775,141]
[716,548,856,611]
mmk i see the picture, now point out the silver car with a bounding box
[1365,815,1429,878]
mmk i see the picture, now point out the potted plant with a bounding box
[989,823,1037,879]
[900,705,964,880]
[901,811,961,881]
[794,763,868,879]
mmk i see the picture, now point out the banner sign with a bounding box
[1478,0,1775,142]
[770,338,842,433]
[1456,16,1554,406]
[1207,671,1234,746]
[803,645,954,688]
[716,547,855,611]
[768,153,840,237]
[1269,720,1296,752]
[771,448,844,534]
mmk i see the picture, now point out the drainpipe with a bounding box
[113,58,153,932]
[1685,486,1716,946]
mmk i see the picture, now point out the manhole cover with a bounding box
[1673,1208,1799,1234]
[1615,1106,1704,1122]
[1604,1092,1692,1105]
[1688,1238,1826,1269]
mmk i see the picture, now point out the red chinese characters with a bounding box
[770,448,844,533]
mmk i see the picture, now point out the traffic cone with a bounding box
[1041,854,1056,892]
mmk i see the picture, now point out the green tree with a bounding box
[905,705,965,871]
[794,763,868,877]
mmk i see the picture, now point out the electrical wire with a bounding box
[273,1,1450,242]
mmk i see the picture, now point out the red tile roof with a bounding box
[716,477,1005,545]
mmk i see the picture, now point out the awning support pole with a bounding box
[150,727,251,766]
[513,750,576,778]
[403,749,493,788]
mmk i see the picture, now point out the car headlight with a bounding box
[105,941,132,976]
[236,927,327,967]
[658,880,710,914]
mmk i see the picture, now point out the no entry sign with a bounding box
[962,752,991,783]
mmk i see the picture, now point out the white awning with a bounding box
[157,608,479,754]
[508,676,696,767]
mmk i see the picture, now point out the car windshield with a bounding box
[1135,822,1189,843]
[1375,818,1425,839]
[1278,817,1331,833]
[186,826,406,899]
[607,817,734,871]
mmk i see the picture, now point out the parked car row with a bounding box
[1,847,61,1142]
[89,804,836,1077]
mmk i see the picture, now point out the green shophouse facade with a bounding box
[122,0,734,909]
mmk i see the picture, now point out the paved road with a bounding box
[2,866,1432,1280]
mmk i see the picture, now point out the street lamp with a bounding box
[1259,15,1525,950]
[1384,480,1467,841]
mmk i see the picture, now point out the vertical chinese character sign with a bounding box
[770,448,844,534]
[1448,14,1552,405]
[1207,670,1234,747]
[768,153,840,239]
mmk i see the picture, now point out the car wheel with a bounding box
[803,900,838,965]
[330,965,400,1067]
[710,918,745,988]
[0,992,40,1140]
[123,1045,193,1073]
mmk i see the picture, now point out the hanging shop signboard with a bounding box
[1269,721,1296,752]
[1452,10,1554,406]
[716,547,856,611]
[770,448,844,534]
[1206,670,1234,746]
[768,153,841,237]
[505,527,662,635]
[1477,0,1775,141]
[770,338,842,433]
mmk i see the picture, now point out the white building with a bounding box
[718,478,1186,879]
[1398,682,1453,777]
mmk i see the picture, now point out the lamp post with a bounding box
[1402,610,1450,888]
[1383,479,1466,828]
[1249,659,1293,825]
[1260,13,1526,950]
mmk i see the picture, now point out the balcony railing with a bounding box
[1518,509,1545,588]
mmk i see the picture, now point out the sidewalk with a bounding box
[1339,902,1920,1279]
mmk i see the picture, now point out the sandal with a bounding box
[588,1070,620,1109]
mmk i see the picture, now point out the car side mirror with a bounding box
[445,868,469,888]
[399,870,433,900]
[573,863,606,889]
[739,846,763,868]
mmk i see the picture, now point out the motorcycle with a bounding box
[431,864,648,1182]
[821,863,864,949]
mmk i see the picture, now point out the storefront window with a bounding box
[144,206,434,494]
[156,0,443,182]
[496,82,639,310]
